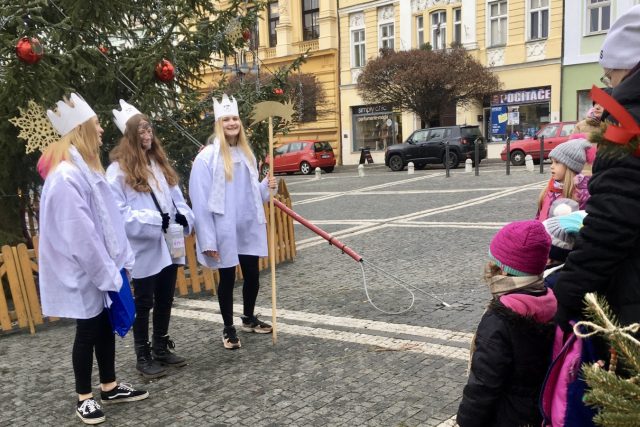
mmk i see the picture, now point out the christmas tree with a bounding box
[0,0,320,245]
[577,293,640,427]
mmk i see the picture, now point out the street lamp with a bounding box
[222,48,259,82]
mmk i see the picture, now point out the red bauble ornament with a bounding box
[16,37,44,64]
[155,59,175,82]
[98,46,108,54]
[273,88,284,95]
[242,29,251,41]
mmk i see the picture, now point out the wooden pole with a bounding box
[268,116,278,344]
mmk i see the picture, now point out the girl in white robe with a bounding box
[38,94,147,425]
[189,95,276,349]
[107,106,194,378]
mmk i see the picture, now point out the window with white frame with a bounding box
[453,8,462,45]
[489,0,508,46]
[529,0,549,40]
[587,0,611,34]
[380,23,394,50]
[352,29,366,68]
[417,16,425,48]
[431,10,446,50]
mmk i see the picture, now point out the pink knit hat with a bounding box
[489,220,551,276]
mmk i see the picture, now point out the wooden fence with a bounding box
[0,182,296,335]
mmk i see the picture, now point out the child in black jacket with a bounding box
[457,220,555,427]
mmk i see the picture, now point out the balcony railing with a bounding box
[295,39,319,53]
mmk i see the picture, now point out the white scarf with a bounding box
[206,138,266,224]
[68,146,120,261]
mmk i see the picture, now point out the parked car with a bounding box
[384,125,487,171]
[500,121,577,166]
[261,140,336,176]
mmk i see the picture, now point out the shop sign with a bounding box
[491,106,508,135]
[352,103,393,115]
[491,86,551,106]
[508,106,520,125]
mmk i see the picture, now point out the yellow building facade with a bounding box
[200,1,341,162]
[338,1,469,165]
[461,0,564,141]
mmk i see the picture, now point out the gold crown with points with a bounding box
[46,93,96,136]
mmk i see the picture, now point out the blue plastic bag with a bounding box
[107,269,136,337]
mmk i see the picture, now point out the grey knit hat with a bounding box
[549,138,591,173]
[543,211,587,261]
[599,5,640,70]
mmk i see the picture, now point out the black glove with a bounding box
[175,212,188,228]
[161,212,170,233]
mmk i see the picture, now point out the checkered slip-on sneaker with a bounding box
[76,398,105,425]
[241,315,273,334]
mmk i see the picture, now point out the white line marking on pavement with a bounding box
[291,187,521,196]
[295,181,545,249]
[292,173,445,206]
[389,223,503,230]
[174,299,474,344]
[171,307,470,361]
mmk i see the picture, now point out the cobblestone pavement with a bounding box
[1,163,548,426]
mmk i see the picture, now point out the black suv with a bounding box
[384,125,487,171]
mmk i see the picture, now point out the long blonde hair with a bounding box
[207,118,255,181]
[38,116,103,178]
[537,168,578,210]
[109,114,179,192]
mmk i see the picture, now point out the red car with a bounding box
[262,140,336,175]
[500,121,577,166]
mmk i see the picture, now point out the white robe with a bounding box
[189,144,270,269]
[106,161,195,279]
[39,161,135,319]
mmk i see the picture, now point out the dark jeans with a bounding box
[217,255,260,327]
[73,309,115,394]
[132,264,178,346]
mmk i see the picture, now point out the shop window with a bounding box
[529,0,549,40]
[587,0,610,34]
[352,29,366,68]
[489,0,508,47]
[577,89,592,120]
[416,16,425,48]
[453,8,462,45]
[268,2,279,48]
[302,0,319,41]
[431,10,446,50]
[380,23,394,50]
[352,108,402,152]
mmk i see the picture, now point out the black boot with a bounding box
[135,342,167,379]
[152,335,187,367]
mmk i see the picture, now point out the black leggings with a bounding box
[73,309,116,394]
[132,264,178,345]
[217,255,260,327]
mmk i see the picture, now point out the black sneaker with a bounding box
[222,326,241,349]
[76,398,105,425]
[100,383,149,404]
[241,314,273,334]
